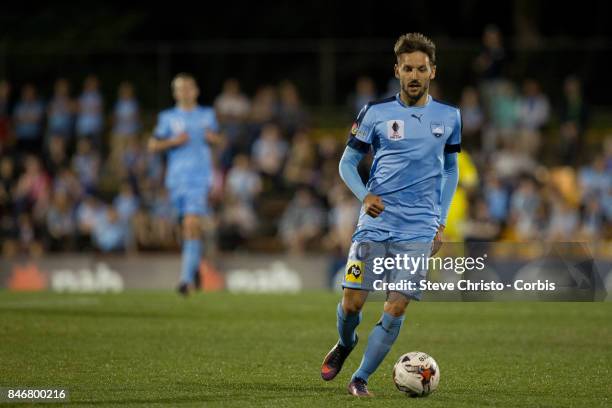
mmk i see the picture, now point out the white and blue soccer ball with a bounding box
[393,351,440,397]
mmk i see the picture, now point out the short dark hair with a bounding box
[394,33,436,65]
[171,72,197,89]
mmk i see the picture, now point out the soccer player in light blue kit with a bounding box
[148,73,220,296]
[321,33,460,396]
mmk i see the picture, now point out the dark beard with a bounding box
[402,83,428,105]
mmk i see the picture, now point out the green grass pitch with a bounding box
[0,291,610,407]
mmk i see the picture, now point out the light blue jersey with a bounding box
[347,94,461,242]
[154,105,218,216]
[153,105,218,191]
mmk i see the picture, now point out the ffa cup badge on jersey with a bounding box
[345,260,364,284]
[430,121,445,137]
[386,120,404,141]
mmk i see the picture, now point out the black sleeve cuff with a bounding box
[444,143,461,153]
[347,136,370,154]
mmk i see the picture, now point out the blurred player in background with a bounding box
[148,73,220,295]
[320,33,461,396]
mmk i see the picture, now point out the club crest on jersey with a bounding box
[386,120,404,141]
[350,122,358,135]
[430,121,445,137]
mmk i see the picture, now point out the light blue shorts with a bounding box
[342,240,434,300]
[170,187,208,217]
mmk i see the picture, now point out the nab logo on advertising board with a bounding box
[226,261,302,293]
[51,263,124,293]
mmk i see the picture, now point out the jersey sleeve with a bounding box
[444,108,462,153]
[207,109,220,132]
[347,104,376,154]
[153,112,171,140]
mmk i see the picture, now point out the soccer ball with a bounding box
[392,351,440,397]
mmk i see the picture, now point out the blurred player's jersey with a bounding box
[153,106,218,191]
[347,94,461,241]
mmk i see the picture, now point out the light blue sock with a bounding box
[352,312,405,382]
[180,239,202,284]
[337,303,361,348]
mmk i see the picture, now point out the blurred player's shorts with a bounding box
[342,240,433,300]
[170,186,209,217]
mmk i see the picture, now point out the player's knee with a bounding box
[384,300,408,317]
[342,297,365,314]
[182,216,201,239]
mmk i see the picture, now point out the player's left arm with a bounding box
[204,109,224,145]
[439,152,459,227]
[432,109,462,255]
[205,130,223,145]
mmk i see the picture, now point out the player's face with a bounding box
[172,78,199,105]
[394,51,436,103]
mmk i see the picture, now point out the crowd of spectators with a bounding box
[0,75,351,256]
[0,28,610,258]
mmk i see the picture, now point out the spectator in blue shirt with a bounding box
[45,190,76,251]
[76,195,106,250]
[47,78,75,141]
[14,84,45,154]
[93,207,128,252]
[112,81,140,138]
[113,182,139,222]
[350,76,377,117]
[76,75,104,146]
[484,173,509,223]
[72,138,100,194]
[111,81,140,168]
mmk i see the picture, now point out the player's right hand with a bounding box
[363,194,385,218]
[171,132,189,146]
